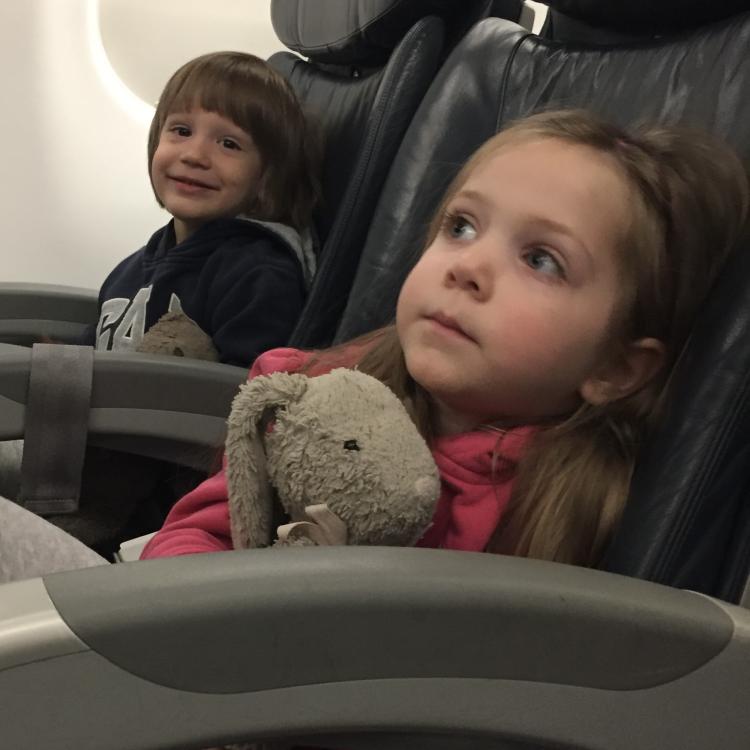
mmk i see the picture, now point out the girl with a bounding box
[91,51,321,367]
[141,109,749,568]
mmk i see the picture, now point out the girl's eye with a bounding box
[170,125,191,137]
[523,248,565,279]
[444,213,477,242]
[221,138,241,150]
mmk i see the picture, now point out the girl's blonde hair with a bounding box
[309,109,749,567]
[147,51,321,231]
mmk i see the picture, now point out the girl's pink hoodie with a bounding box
[141,348,531,559]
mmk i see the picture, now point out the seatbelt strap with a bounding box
[19,344,93,515]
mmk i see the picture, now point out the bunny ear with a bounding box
[225,373,309,549]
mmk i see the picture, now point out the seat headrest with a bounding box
[271,0,459,64]
[545,0,749,33]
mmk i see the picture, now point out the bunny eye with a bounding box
[343,439,360,451]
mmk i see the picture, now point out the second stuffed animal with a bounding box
[225,368,440,550]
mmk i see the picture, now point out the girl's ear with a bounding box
[579,337,666,406]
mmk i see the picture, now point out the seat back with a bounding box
[269,0,447,348]
[271,0,526,349]
[540,0,750,43]
[333,1,750,600]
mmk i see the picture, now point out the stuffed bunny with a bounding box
[225,368,440,550]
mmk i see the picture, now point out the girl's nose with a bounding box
[444,248,494,300]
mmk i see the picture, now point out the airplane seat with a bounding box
[0,344,251,556]
[270,0,527,350]
[268,0,447,349]
[334,0,750,601]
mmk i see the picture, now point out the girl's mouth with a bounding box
[427,312,476,342]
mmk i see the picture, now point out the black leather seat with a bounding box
[334,0,750,601]
[272,0,526,349]
[540,0,750,43]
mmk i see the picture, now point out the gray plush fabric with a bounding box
[0,494,106,583]
[137,310,220,361]
[226,368,440,551]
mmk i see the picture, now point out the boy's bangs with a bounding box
[165,66,252,131]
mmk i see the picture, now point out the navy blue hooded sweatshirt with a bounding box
[91,217,311,367]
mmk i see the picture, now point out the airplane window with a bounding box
[97,0,285,108]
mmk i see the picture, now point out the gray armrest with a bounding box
[0,343,247,465]
[0,548,748,749]
[0,282,98,344]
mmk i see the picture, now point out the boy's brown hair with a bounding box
[147,51,321,231]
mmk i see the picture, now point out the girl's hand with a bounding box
[276,504,348,545]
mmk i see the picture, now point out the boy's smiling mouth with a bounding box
[169,174,219,191]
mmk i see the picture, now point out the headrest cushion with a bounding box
[271,0,456,64]
[544,0,749,33]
